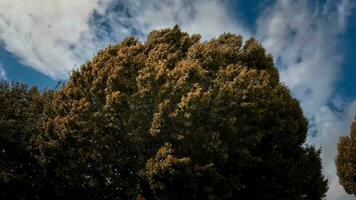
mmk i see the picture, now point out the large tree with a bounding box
[337,117,356,195]
[36,26,327,199]
[0,81,55,199]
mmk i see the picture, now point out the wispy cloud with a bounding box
[121,0,250,40]
[88,0,251,46]
[256,0,355,199]
[0,62,6,80]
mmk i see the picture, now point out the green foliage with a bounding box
[337,117,356,195]
[0,26,327,199]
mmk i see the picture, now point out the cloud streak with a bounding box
[0,62,6,80]
[124,0,250,40]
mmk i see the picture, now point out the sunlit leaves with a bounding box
[337,117,356,195]
[0,26,327,199]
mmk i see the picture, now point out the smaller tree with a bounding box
[336,116,356,195]
[0,81,55,199]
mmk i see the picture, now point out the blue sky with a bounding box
[337,11,356,100]
[0,47,57,89]
[0,0,355,199]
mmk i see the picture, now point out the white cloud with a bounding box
[256,0,355,199]
[257,1,338,112]
[0,0,111,79]
[123,0,250,40]
[87,0,251,45]
[0,0,249,80]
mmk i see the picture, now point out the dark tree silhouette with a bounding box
[0,81,55,199]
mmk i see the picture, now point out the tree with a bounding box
[0,81,56,199]
[37,26,327,199]
[337,117,356,195]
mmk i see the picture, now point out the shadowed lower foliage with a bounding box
[1,26,327,199]
[337,117,356,195]
[0,81,56,199]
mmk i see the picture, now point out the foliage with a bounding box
[0,26,327,199]
[337,117,356,195]
[0,81,55,199]
[36,26,327,199]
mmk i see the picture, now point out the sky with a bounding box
[0,0,355,199]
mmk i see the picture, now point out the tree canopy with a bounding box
[1,26,327,199]
[337,117,356,195]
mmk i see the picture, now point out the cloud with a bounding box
[316,101,356,200]
[124,0,250,40]
[0,62,6,80]
[0,0,249,80]
[0,0,112,79]
[89,0,251,44]
[256,0,355,199]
